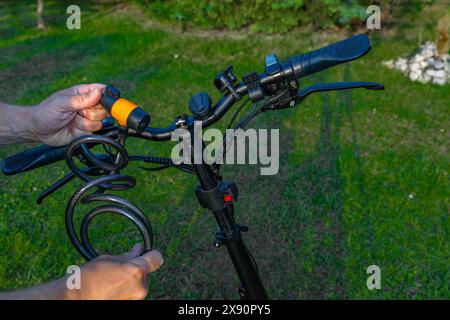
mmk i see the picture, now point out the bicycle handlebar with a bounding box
[1,34,381,176]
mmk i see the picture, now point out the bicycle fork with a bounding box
[192,160,268,300]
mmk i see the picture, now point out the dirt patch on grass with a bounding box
[0,35,112,103]
[116,3,350,44]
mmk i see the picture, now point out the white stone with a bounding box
[433,60,445,69]
[422,51,433,59]
[421,42,437,58]
[409,71,420,81]
[426,69,437,77]
[432,77,446,85]
[396,61,409,73]
[422,74,432,82]
[383,60,394,68]
[425,58,434,65]
[409,63,422,73]
[395,58,407,68]
[411,55,425,63]
[433,70,446,78]
[419,60,428,69]
[384,41,450,84]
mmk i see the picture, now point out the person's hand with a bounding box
[0,244,163,300]
[29,83,109,146]
[66,244,163,300]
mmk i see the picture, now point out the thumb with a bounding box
[69,88,102,111]
[129,250,164,274]
[119,243,144,261]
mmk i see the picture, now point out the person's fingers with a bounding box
[92,254,114,261]
[63,83,106,96]
[69,127,92,141]
[129,250,163,274]
[119,243,145,261]
[69,87,103,111]
[77,83,106,95]
[73,114,103,132]
[79,106,109,121]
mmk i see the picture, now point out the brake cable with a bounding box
[129,155,196,175]
[226,98,250,129]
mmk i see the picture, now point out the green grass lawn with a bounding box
[0,1,448,299]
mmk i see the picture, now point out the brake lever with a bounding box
[295,81,384,103]
[262,81,384,111]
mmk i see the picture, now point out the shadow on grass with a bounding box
[340,65,374,249]
[284,65,373,299]
[285,78,347,299]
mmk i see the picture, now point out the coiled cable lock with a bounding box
[64,135,153,261]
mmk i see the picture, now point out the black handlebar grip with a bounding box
[289,34,371,79]
[1,144,66,175]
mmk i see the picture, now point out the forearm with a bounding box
[0,103,37,144]
[0,277,73,300]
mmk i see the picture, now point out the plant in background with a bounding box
[137,0,369,33]
[136,0,436,34]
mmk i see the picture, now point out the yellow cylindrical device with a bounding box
[100,85,150,132]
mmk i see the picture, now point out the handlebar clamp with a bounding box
[214,66,241,99]
[243,72,264,103]
[214,66,237,92]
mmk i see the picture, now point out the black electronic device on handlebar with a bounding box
[1,34,384,300]
[100,85,150,132]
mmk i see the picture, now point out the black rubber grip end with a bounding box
[127,107,151,132]
[290,34,372,79]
